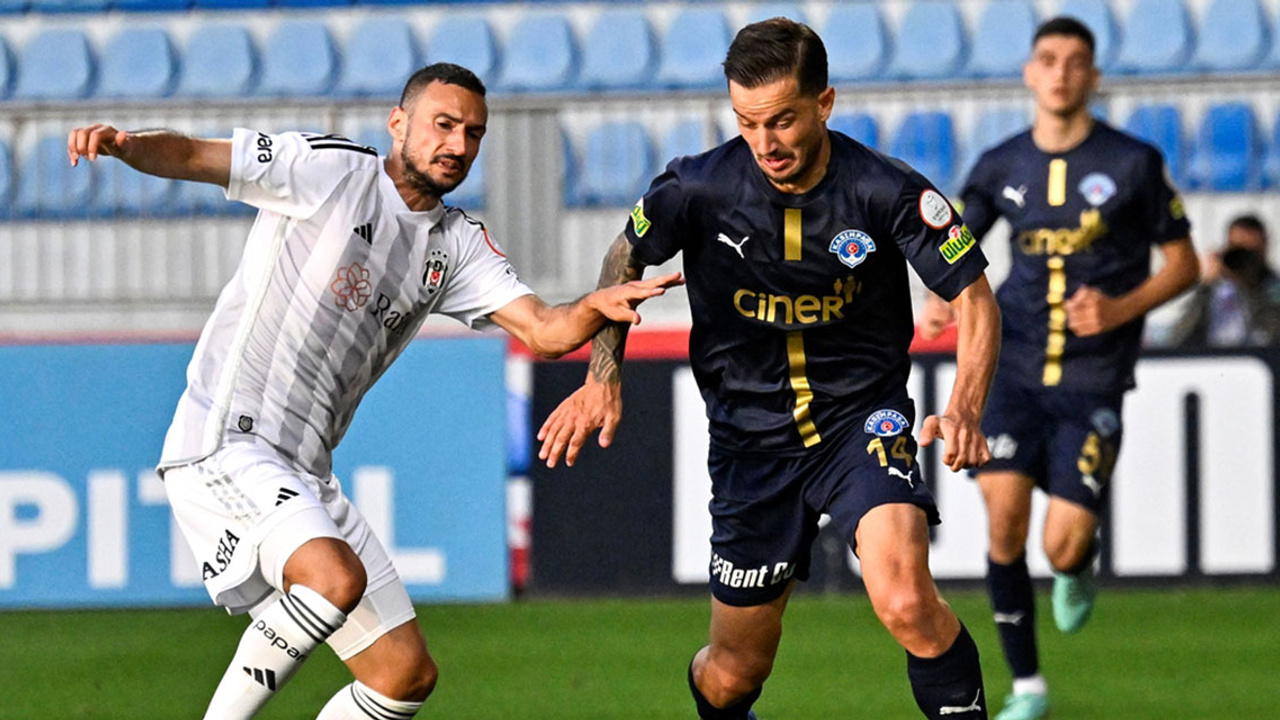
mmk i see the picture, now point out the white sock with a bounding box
[316,680,423,719]
[1012,674,1048,697]
[203,586,347,720]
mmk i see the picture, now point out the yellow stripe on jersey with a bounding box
[1043,255,1067,386]
[784,208,803,261]
[786,331,822,447]
[1048,159,1068,207]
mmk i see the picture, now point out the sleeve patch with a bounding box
[918,189,953,229]
[629,198,652,237]
[939,224,977,264]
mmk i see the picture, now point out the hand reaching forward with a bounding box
[68,124,131,166]
[919,412,990,472]
[588,272,684,325]
[537,380,622,468]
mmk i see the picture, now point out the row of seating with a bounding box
[3,0,1280,102]
[2,101,1276,220]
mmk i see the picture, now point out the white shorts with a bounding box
[163,442,415,656]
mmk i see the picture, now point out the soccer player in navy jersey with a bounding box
[539,19,1002,720]
[922,17,1199,720]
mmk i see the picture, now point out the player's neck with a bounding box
[384,156,442,212]
[1031,110,1094,154]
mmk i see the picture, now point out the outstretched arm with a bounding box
[537,233,649,467]
[67,124,231,186]
[919,274,1001,471]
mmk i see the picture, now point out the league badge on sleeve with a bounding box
[918,189,953,229]
[829,229,876,269]
[865,409,910,437]
[1078,172,1117,207]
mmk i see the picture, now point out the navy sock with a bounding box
[688,661,761,720]
[987,554,1039,679]
[906,624,988,719]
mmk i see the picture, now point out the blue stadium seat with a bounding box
[1115,0,1194,74]
[98,28,177,100]
[890,111,957,191]
[1056,0,1120,70]
[889,1,969,80]
[337,17,420,97]
[89,159,175,218]
[1123,104,1186,187]
[829,113,880,150]
[562,131,581,207]
[274,0,346,6]
[579,10,657,91]
[823,4,890,82]
[744,3,808,27]
[356,124,390,156]
[0,37,13,100]
[968,0,1038,77]
[427,16,500,88]
[447,149,485,209]
[29,0,108,12]
[1263,114,1280,189]
[1192,0,1271,72]
[176,24,257,98]
[656,8,733,89]
[18,136,95,219]
[14,29,96,101]
[1188,103,1261,191]
[113,0,188,10]
[496,13,579,92]
[0,139,12,219]
[657,119,719,174]
[192,0,267,7]
[0,0,27,12]
[575,122,654,207]
[259,20,338,97]
[959,106,1028,179]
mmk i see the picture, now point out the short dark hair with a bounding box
[1230,214,1268,239]
[399,63,486,109]
[1033,16,1096,59]
[723,18,828,96]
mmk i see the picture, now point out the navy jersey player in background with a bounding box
[540,19,1002,720]
[922,17,1199,720]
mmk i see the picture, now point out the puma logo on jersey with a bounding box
[1002,185,1027,208]
[939,690,984,716]
[888,466,916,488]
[717,233,750,258]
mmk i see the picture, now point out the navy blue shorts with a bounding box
[706,401,940,607]
[979,381,1124,514]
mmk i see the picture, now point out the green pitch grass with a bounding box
[2,586,1277,719]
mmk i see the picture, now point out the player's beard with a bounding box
[402,145,468,199]
[760,134,823,187]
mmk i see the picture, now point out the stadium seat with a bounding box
[1263,115,1280,189]
[356,124,390,156]
[17,136,95,219]
[578,10,657,91]
[656,8,733,89]
[337,17,420,97]
[496,13,579,92]
[959,106,1028,179]
[29,0,108,12]
[823,4,890,82]
[575,122,654,207]
[176,24,257,98]
[0,0,27,12]
[0,139,12,219]
[97,28,178,100]
[14,29,96,101]
[968,0,1038,77]
[427,16,500,88]
[259,20,338,97]
[274,0,346,7]
[113,0,188,10]
[447,148,485,209]
[829,113,880,150]
[657,119,719,174]
[1056,0,1121,70]
[1114,0,1194,74]
[1123,104,1186,187]
[890,111,957,191]
[0,37,13,100]
[744,3,808,27]
[192,0,267,8]
[562,131,581,207]
[889,1,969,80]
[1188,102,1262,191]
[1191,0,1271,72]
[89,158,175,218]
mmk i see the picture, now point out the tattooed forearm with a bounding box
[589,233,647,384]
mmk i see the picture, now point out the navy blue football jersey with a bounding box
[961,122,1190,394]
[625,132,988,454]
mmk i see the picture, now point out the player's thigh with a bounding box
[854,503,935,603]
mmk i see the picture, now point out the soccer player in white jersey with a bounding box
[66,63,681,720]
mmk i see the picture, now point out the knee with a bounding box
[701,651,773,706]
[987,517,1030,563]
[399,653,439,702]
[290,554,367,614]
[1044,535,1090,573]
[874,587,936,638]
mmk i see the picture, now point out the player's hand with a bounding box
[586,272,684,326]
[1064,285,1123,337]
[919,412,990,471]
[67,124,131,166]
[918,292,955,341]
[537,379,622,468]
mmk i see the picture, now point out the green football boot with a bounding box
[995,691,1050,720]
[1052,569,1098,633]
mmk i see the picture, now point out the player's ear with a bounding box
[387,107,408,150]
[817,86,835,122]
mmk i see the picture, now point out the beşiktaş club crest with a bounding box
[829,229,876,269]
[423,248,448,294]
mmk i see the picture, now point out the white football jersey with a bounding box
[159,129,532,478]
